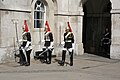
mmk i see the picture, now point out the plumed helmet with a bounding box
[45,21,50,32]
[66,22,72,32]
[24,20,29,32]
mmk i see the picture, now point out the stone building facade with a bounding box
[0,0,120,63]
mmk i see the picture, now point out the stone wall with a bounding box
[0,11,31,63]
[0,0,31,11]
[0,0,31,63]
[54,0,84,56]
[111,11,120,59]
[110,0,120,59]
[0,0,84,63]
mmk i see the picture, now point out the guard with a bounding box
[58,22,74,66]
[42,21,54,64]
[19,20,32,66]
[101,27,111,55]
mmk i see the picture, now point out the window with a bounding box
[34,0,45,28]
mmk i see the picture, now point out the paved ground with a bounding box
[0,53,120,80]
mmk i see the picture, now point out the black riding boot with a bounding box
[43,48,47,63]
[69,50,73,66]
[19,49,26,66]
[47,50,52,64]
[59,50,66,66]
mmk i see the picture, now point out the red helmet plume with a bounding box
[67,22,72,32]
[24,20,29,32]
[45,21,50,32]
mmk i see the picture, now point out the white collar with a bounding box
[45,31,51,36]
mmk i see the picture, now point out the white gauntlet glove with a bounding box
[25,41,31,50]
[61,41,65,47]
[72,43,75,50]
[41,40,45,43]
[48,42,54,49]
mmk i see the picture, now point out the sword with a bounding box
[21,47,28,62]
[39,47,54,56]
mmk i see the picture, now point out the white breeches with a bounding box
[62,48,73,52]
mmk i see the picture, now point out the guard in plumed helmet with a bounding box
[42,21,54,64]
[58,22,74,66]
[19,20,32,66]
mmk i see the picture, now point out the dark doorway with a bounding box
[82,0,112,58]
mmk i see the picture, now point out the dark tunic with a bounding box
[64,32,74,48]
[102,32,111,45]
[44,32,53,47]
[22,32,31,48]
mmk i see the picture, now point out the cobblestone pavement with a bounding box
[0,54,120,80]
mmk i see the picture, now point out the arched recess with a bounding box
[31,0,48,45]
[31,0,55,49]
[82,0,112,58]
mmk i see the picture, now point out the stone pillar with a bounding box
[0,11,1,46]
[110,9,120,59]
[76,14,84,55]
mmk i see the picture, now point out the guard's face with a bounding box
[65,29,70,33]
[23,26,25,32]
[44,27,48,32]
[105,28,109,32]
